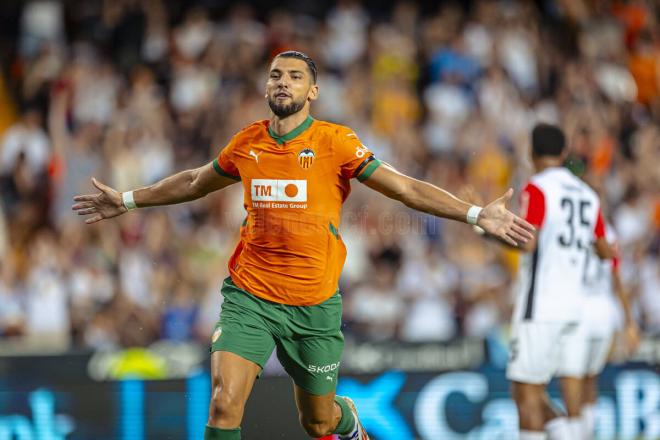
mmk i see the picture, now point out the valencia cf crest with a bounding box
[298,148,315,169]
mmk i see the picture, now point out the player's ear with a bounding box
[307,84,319,102]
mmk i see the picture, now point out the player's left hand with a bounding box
[477,188,536,247]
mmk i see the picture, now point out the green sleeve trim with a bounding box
[357,159,382,182]
[267,116,314,144]
[329,222,339,239]
[212,159,241,181]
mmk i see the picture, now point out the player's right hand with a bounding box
[72,178,127,224]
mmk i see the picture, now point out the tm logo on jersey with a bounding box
[251,179,307,208]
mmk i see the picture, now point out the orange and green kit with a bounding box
[214,116,381,306]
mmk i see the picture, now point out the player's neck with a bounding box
[533,157,563,173]
[269,111,310,137]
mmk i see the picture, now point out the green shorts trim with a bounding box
[211,277,344,395]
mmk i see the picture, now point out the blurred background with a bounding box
[0,0,658,439]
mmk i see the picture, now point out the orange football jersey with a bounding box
[214,116,381,306]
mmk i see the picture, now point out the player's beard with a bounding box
[268,94,307,118]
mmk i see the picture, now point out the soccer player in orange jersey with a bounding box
[73,51,535,440]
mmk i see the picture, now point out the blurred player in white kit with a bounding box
[505,123,614,440]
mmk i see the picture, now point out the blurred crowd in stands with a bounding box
[0,0,658,352]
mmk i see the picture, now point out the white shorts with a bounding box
[506,321,576,385]
[557,321,614,378]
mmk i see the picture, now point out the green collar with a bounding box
[268,116,314,145]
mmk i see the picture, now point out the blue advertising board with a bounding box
[1,353,658,439]
[337,364,660,439]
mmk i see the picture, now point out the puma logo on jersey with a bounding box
[249,150,262,163]
[251,179,307,202]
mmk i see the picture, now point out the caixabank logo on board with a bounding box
[251,179,307,208]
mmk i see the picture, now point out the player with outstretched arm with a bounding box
[73,51,534,440]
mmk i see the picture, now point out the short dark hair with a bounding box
[532,123,566,157]
[274,51,318,83]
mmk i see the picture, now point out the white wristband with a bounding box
[122,191,137,211]
[466,205,482,225]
